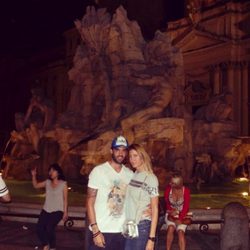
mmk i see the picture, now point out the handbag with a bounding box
[182,217,192,225]
[122,220,139,239]
[183,211,193,225]
[122,175,148,239]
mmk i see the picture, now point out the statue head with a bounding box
[31,87,45,102]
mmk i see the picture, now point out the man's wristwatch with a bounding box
[148,236,156,242]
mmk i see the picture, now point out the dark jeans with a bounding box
[37,209,63,248]
[88,231,125,250]
[125,220,151,250]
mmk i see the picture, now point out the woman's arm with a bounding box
[62,182,68,221]
[179,187,190,221]
[146,196,159,250]
[31,168,46,189]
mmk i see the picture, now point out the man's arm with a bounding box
[62,182,68,222]
[86,187,98,226]
[0,192,11,203]
[86,187,105,248]
[0,176,11,203]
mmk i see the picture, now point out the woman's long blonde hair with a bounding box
[128,143,153,174]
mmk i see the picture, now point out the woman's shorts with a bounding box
[165,214,187,232]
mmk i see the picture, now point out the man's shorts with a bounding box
[0,176,9,197]
[165,214,187,232]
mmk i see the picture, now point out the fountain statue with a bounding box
[1,5,248,188]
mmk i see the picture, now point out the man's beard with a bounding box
[112,154,125,165]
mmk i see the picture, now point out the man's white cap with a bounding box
[111,135,129,149]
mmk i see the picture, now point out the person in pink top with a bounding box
[164,172,190,250]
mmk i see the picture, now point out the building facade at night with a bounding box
[169,0,250,135]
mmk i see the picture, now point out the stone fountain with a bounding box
[2,6,248,189]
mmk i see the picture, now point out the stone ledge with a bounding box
[0,202,85,228]
[1,203,250,230]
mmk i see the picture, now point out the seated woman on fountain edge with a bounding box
[164,172,191,250]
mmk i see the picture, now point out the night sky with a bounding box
[0,0,184,54]
[0,0,185,146]
[0,0,94,54]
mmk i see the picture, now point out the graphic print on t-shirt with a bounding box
[107,180,127,218]
[130,179,158,196]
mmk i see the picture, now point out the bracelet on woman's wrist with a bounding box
[148,236,156,242]
[90,222,97,227]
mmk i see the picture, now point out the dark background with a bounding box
[0,0,185,54]
[0,0,185,144]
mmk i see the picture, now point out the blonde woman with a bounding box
[125,144,159,250]
[164,173,190,250]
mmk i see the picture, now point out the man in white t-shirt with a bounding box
[87,135,133,250]
[0,175,11,203]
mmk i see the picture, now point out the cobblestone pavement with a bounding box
[0,220,221,250]
[0,220,85,250]
[157,229,220,250]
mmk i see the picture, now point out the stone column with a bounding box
[242,62,249,135]
[183,112,193,182]
[227,62,234,93]
[221,202,249,250]
[226,62,237,122]
[212,64,221,95]
[234,62,241,133]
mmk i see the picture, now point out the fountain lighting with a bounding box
[238,177,249,182]
[33,194,45,198]
[206,206,211,210]
[242,192,248,198]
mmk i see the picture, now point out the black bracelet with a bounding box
[148,237,156,242]
[90,222,97,227]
